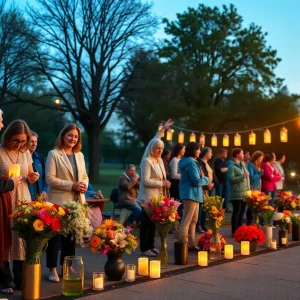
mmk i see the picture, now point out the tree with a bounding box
[26,0,158,181]
[159,4,283,116]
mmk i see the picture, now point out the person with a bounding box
[0,111,22,295]
[261,153,281,207]
[85,183,104,199]
[246,151,264,225]
[197,147,216,233]
[214,148,229,210]
[169,143,185,218]
[243,149,251,170]
[227,148,250,235]
[0,119,39,292]
[118,164,142,226]
[178,142,209,250]
[161,149,171,180]
[137,119,173,257]
[28,131,48,200]
[273,153,285,192]
[45,123,88,282]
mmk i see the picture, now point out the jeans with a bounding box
[118,204,142,225]
[216,183,228,209]
[231,200,247,234]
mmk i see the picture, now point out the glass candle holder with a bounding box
[125,264,136,282]
[93,272,104,291]
[270,239,277,250]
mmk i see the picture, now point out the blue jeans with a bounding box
[216,183,228,209]
[118,204,142,225]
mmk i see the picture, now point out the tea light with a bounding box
[198,251,208,267]
[281,237,287,245]
[241,241,250,255]
[245,190,252,198]
[8,164,20,177]
[270,240,277,250]
[149,260,160,278]
[138,257,148,276]
[224,245,234,259]
[93,272,104,291]
[125,264,136,282]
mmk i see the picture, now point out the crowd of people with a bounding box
[0,113,286,294]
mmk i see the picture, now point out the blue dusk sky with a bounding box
[11,0,300,94]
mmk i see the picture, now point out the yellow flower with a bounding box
[291,201,296,209]
[10,210,18,218]
[34,202,42,209]
[95,228,102,235]
[58,207,65,216]
[33,219,44,231]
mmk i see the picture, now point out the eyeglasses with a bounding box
[12,139,27,145]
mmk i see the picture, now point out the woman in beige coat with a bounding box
[137,119,173,257]
[45,123,88,282]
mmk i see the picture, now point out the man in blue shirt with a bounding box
[28,131,48,200]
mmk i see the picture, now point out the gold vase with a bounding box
[22,263,41,300]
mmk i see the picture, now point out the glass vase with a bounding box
[209,234,222,260]
[158,236,168,268]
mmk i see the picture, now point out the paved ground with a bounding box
[3,224,300,300]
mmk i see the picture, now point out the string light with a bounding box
[249,131,256,145]
[158,122,164,137]
[280,126,288,143]
[178,131,184,143]
[223,134,229,147]
[166,129,174,141]
[211,134,218,147]
[234,133,241,146]
[199,133,205,147]
[189,132,196,142]
[264,129,271,144]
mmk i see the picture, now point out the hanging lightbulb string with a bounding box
[161,116,300,135]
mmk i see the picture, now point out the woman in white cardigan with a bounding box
[45,123,88,282]
[137,119,173,257]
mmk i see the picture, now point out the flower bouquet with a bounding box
[275,191,299,212]
[273,211,292,230]
[203,195,225,259]
[234,225,265,246]
[197,230,226,251]
[261,206,275,226]
[245,190,271,226]
[61,201,93,246]
[141,194,181,268]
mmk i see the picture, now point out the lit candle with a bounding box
[270,240,277,250]
[8,164,21,177]
[241,241,250,255]
[149,260,160,278]
[281,237,287,245]
[198,251,208,267]
[245,190,252,198]
[125,264,136,282]
[224,245,234,259]
[138,258,148,276]
[93,272,104,291]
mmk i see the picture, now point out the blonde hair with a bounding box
[55,123,82,153]
[141,138,164,161]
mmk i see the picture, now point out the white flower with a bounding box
[111,233,128,248]
[273,213,284,221]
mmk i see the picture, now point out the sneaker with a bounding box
[141,250,157,257]
[150,248,159,254]
[48,269,60,283]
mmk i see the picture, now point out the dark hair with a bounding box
[250,151,264,169]
[30,130,39,138]
[276,153,285,161]
[263,152,275,163]
[1,119,31,151]
[184,142,200,158]
[162,149,171,159]
[55,123,82,152]
[219,148,228,154]
[243,148,250,155]
[126,164,135,170]
[232,148,243,158]
[171,143,185,159]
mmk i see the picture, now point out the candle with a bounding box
[93,272,104,291]
[8,164,20,177]
[149,260,160,278]
[224,245,234,259]
[245,190,252,198]
[138,258,148,276]
[281,237,287,245]
[125,264,136,282]
[198,251,208,267]
[241,241,250,255]
[270,240,277,250]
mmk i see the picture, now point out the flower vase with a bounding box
[292,225,300,241]
[278,229,288,247]
[104,253,125,281]
[264,226,273,248]
[250,240,257,252]
[158,236,168,268]
[286,223,292,234]
[209,233,222,260]
[174,242,188,265]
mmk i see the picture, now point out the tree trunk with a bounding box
[86,126,101,183]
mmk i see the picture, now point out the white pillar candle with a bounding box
[138,258,148,276]
[281,237,287,245]
[241,241,250,255]
[224,245,234,259]
[8,164,20,177]
[125,264,136,282]
[198,251,208,266]
[149,260,160,278]
[93,272,104,291]
[270,240,277,250]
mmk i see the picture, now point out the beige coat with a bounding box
[45,148,89,205]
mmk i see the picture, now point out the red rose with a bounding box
[53,204,60,209]
[43,214,53,226]
[51,217,61,232]
[64,208,70,214]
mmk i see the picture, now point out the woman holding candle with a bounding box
[45,123,88,282]
[137,119,173,257]
[0,119,39,292]
[178,142,209,250]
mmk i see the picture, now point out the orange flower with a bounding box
[33,219,44,232]
[90,236,101,248]
[90,247,98,254]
